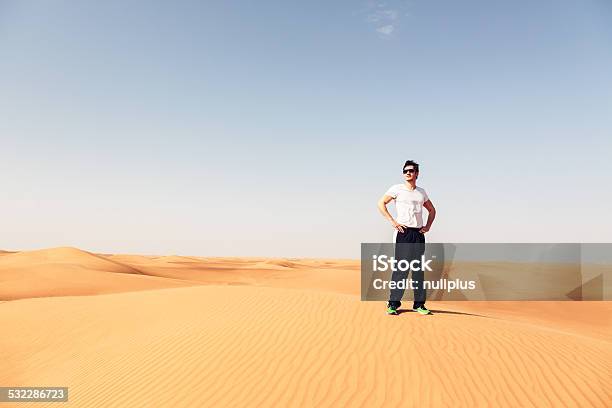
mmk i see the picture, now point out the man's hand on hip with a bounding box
[391,220,405,233]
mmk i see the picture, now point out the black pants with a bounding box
[388,227,426,309]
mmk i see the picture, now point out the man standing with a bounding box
[377,160,436,315]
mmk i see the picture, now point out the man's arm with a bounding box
[377,195,405,233]
[420,200,436,233]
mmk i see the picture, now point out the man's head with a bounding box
[402,160,419,182]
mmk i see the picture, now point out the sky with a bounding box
[1,0,611,258]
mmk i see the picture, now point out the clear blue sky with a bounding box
[1,0,610,258]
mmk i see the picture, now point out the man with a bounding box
[377,160,436,315]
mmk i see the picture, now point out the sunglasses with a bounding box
[403,168,417,174]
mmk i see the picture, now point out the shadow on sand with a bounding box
[396,308,488,318]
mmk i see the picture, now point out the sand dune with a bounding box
[0,247,194,300]
[0,247,141,273]
[105,253,361,295]
[0,248,610,407]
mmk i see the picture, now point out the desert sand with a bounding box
[0,247,610,407]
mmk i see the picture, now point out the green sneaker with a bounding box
[413,306,432,315]
[386,306,398,315]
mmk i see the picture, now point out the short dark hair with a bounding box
[403,160,419,172]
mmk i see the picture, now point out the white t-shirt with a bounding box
[384,184,430,227]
